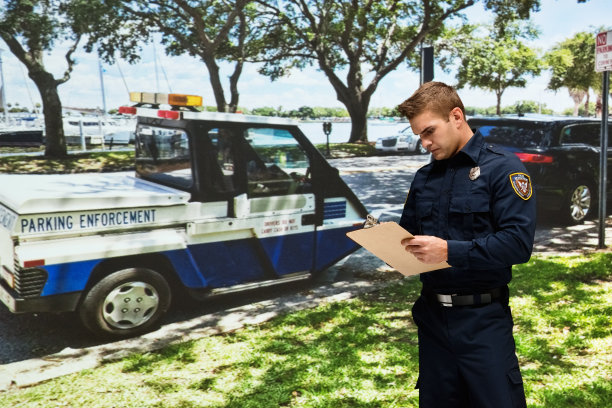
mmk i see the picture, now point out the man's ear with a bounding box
[449,107,464,127]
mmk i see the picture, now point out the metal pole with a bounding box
[98,59,107,149]
[98,59,108,116]
[79,119,86,151]
[598,70,609,249]
[0,49,9,124]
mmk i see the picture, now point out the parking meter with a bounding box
[323,121,332,156]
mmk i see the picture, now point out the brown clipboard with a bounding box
[346,222,450,276]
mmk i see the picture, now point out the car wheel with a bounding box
[78,268,171,338]
[563,183,594,225]
[416,140,428,155]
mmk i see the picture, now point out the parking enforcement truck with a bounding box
[0,92,367,338]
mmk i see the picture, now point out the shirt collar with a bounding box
[456,131,483,165]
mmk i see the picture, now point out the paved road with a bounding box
[1,153,610,369]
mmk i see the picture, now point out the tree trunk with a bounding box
[30,70,67,157]
[345,102,369,143]
[202,55,229,113]
[568,88,585,117]
[496,91,503,116]
[584,91,590,117]
[228,59,243,113]
[331,79,371,143]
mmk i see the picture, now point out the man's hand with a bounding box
[401,235,448,264]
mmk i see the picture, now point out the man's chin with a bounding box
[431,151,445,160]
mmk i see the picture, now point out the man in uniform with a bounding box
[396,82,536,407]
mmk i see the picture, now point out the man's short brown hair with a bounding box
[397,81,466,120]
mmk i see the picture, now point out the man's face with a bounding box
[409,109,462,161]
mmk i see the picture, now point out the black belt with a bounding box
[426,287,503,307]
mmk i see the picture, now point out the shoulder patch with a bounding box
[509,172,532,200]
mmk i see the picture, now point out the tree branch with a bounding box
[56,35,82,85]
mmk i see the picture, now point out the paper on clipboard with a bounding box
[346,222,450,276]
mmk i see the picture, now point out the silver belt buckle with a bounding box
[436,294,455,307]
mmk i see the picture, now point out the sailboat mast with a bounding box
[0,49,9,124]
[98,58,107,117]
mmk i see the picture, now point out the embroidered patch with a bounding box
[509,172,532,200]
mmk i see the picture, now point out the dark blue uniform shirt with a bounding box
[399,130,536,293]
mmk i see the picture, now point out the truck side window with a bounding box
[135,126,193,190]
[244,128,312,197]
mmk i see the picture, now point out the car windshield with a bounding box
[474,124,550,148]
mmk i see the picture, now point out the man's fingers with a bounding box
[401,237,419,246]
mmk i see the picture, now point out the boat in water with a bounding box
[0,116,44,147]
[63,116,135,145]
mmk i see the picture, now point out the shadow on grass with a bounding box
[108,254,609,408]
[534,377,612,408]
[117,278,422,408]
[511,253,612,406]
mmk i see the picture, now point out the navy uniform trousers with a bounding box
[411,288,526,408]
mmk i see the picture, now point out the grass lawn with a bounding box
[1,253,610,407]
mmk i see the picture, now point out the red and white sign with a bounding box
[595,30,612,72]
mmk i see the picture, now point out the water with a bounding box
[297,121,408,144]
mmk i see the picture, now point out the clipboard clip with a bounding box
[363,214,379,229]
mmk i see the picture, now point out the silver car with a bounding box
[375,126,428,154]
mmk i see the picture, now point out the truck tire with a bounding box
[78,267,171,338]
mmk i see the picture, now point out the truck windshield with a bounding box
[135,126,192,190]
[209,127,312,198]
[245,128,311,196]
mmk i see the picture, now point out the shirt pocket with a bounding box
[415,200,434,235]
[449,195,492,240]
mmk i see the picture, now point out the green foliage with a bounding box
[0,0,117,157]
[545,31,600,94]
[440,21,544,115]
[503,100,554,115]
[466,100,553,116]
[257,1,540,142]
[368,106,401,118]
[561,101,597,118]
[85,1,257,112]
[251,106,279,117]
[0,151,136,174]
[250,106,350,118]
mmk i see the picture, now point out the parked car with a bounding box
[375,125,428,155]
[468,115,611,224]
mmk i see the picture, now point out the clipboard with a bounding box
[346,222,450,276]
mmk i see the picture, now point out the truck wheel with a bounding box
[78,268,171,338]
[563,182,594,225]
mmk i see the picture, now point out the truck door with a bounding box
[194,125,316,285]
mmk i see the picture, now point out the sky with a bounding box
[0,0,611,115]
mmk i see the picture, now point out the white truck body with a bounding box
[0,101,367,338]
